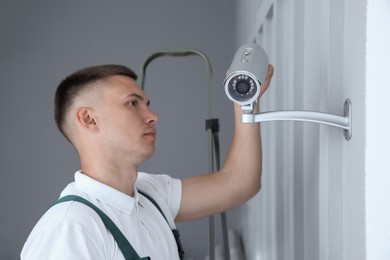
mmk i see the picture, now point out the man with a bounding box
[21,63,274,259]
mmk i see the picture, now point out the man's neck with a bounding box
[80,162,138,197]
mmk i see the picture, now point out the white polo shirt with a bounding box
[21,171,182,260]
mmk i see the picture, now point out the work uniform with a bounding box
[21,171,182,259]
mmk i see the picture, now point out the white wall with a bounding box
[365,0,390,259]
[233,0,388,259]
[342,0,367,258]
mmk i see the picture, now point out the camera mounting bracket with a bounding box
[241,99,352,140]
[241,101,258,113]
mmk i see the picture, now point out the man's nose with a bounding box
[145,109,158,124]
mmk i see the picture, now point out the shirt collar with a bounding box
[74,171,139,215]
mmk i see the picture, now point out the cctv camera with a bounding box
[224,43,269,111]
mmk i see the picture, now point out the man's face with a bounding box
[96,75,158,165]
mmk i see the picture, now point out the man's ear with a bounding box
[75,107,98,131]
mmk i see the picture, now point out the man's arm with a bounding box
[176,65,274,222]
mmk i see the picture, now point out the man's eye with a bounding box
[129,100,138,106]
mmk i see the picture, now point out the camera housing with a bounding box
[224,43,269,110]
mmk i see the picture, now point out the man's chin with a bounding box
[142,148,156,162]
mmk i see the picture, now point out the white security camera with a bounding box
[224,43,269,112]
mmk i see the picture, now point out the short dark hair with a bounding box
[54,64,138,143]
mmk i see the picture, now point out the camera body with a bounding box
[224,43,269,110]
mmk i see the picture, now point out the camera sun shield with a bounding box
[224,43,269,107]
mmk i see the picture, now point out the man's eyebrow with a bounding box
[127,93,150,105]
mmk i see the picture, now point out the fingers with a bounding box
[259,64,274,97]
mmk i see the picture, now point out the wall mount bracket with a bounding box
[242,99,352,140]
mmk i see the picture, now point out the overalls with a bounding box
[51,191,185,260]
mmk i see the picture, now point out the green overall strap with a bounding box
[138,191,185,260]
[51,195,150,260]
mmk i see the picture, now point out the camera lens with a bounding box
[236,81,250,94]
[225,73,260,105]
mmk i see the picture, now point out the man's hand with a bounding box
[259,64,274,98]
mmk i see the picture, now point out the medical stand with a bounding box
[139,49,230,260]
